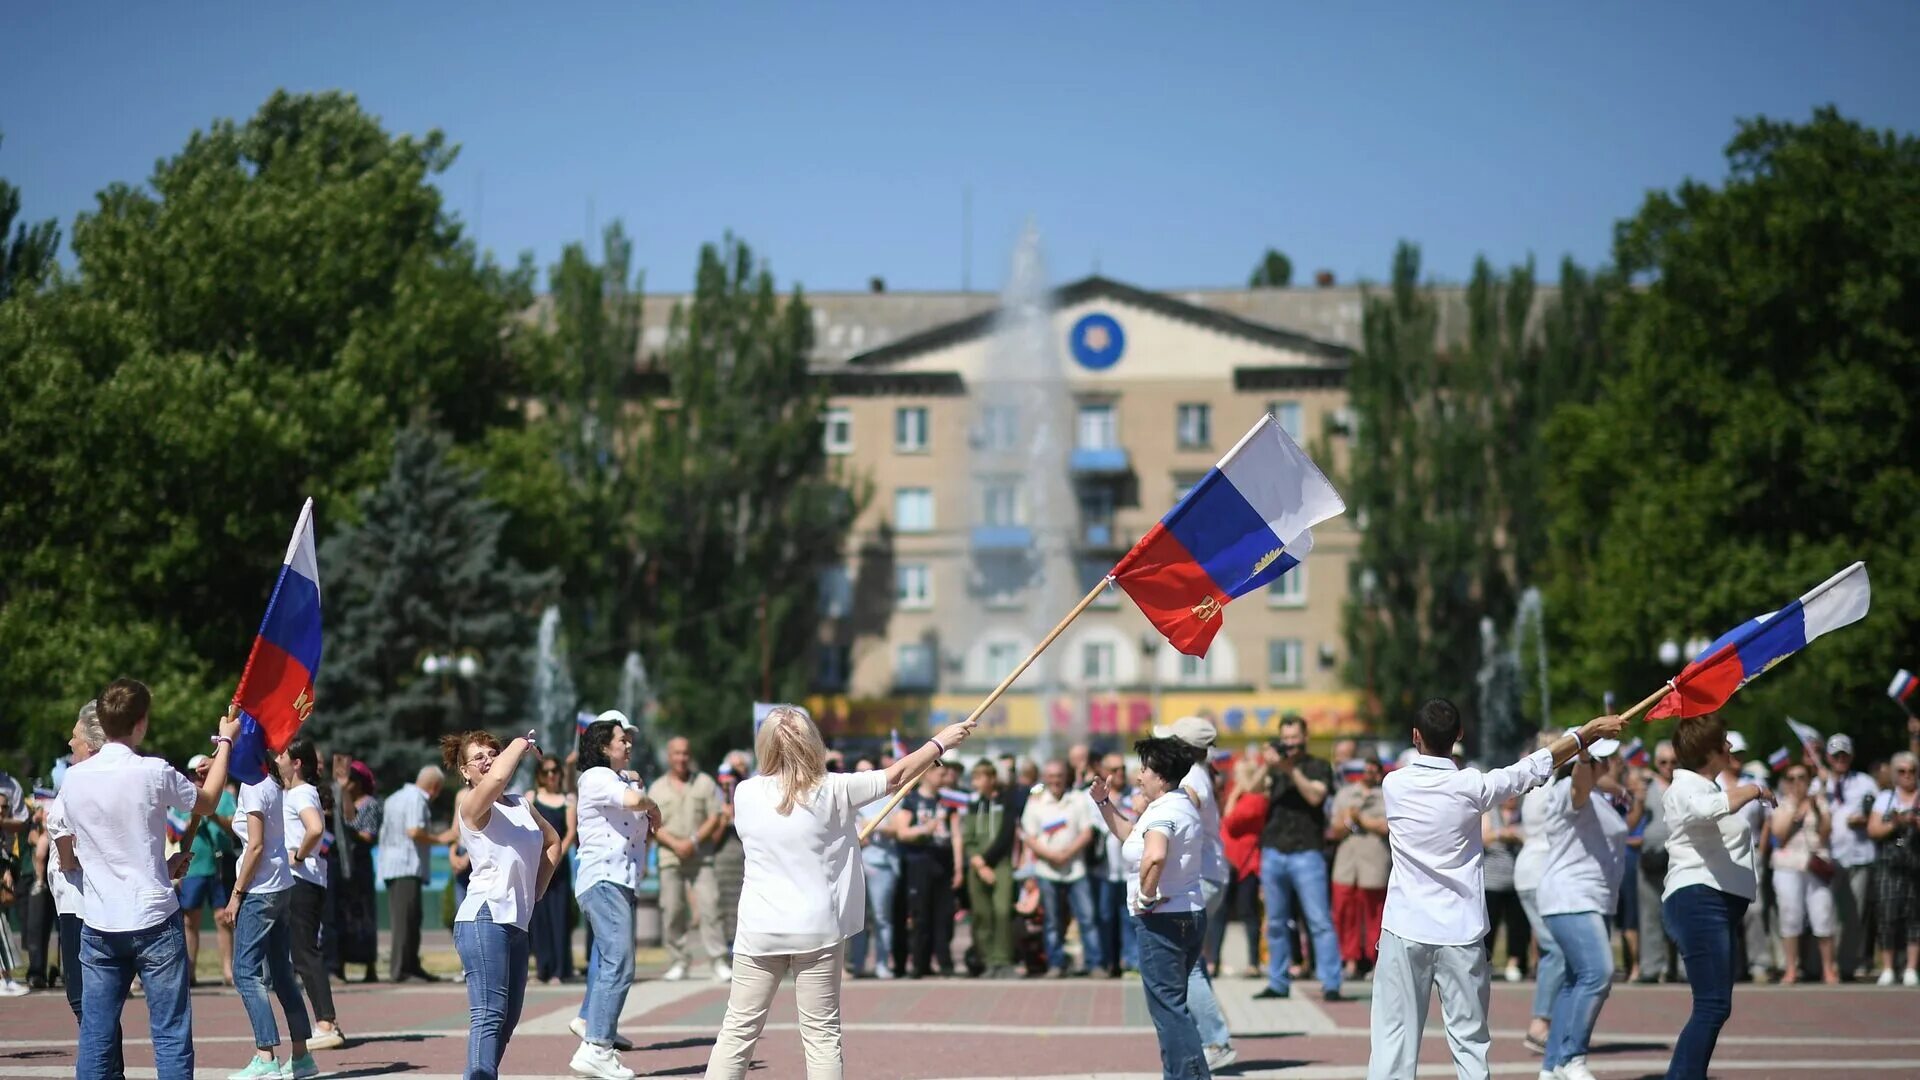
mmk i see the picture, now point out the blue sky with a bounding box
[5,3,1916,293]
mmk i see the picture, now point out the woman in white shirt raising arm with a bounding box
[569,718,662,1079]
[1660,714,1775,1080]
[704,706,975,1080]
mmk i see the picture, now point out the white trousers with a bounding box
[1774,867,1836,938]
[704,942,845,1080]
[1368,929,1491,1080]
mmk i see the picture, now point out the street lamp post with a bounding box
[422,650,484,723]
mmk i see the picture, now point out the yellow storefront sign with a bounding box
[804,689,1363,743]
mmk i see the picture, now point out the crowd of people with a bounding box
[3,677,1919,1080]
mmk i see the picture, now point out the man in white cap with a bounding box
[1153,716,1237,1071]
[1720,733,1775,981]
[1818,733,1880,979]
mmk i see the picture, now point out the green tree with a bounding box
[1,135,60,302]
[628,236,861,760]
[312,426,557,786]
[1544,108,1920,757]
[1249,248,1292,288]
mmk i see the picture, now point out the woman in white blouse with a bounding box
[1534,737,1628,1080]
[1660,715,1773,1080]
[442,730,565,1080]
[1769,764,1837,983]
[569,718,661,1080]
[704,706,975,1080]
[279,737,343,1049]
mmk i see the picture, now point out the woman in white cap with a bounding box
[569,715,660,1079]
[1533,731,1628,1080]
[704,706,976,1080]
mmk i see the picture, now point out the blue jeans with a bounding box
[79,912,192,1080]
[1260,848,1342,993]
[1542,911,1614,1068]
[1186,881,1230,1047]
[1518,889,1566,1020]
[454,904,530,1080]
[1039,877,1105,972]
[60,914,125,1077]
[848,859,896,974]
[234,888,312,1050]
[1136,911,1209,1080]
[576,883,636,1045]
[1095,876,1139,971]
[1663,885,1748,1080]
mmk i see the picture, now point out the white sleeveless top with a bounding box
[454,794,546,931]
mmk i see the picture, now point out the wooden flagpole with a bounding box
[858,576,1116,843]
[1618,682,1675,724]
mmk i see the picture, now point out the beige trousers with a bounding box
[703,942,845,1080]
[659,859,728,966]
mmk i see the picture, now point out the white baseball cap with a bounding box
[187,753,211,771]
[1726,730,1749,755]
[1826,734,1853,756]
[1565,728,1620,759]
[596,709,634,729]
[1153,715,1218,749]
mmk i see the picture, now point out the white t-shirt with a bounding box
[234,779,294,894]
[1181,762,1228,885]
[575,766,651,894]
[45,796,85,919]
[1661,769,1757,902]
[455,794,548,931]
[1021,788,1094,883]
[60,743,200,932]
[282,784,328,887]
[1122,791,1205,913]
[1512,784,1554,893]
[731,769,890,957]
[1826,771,1881,868]
[1537,776,1629,916]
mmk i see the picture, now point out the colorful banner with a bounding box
[805,688,1363,741]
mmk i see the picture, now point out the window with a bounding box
[818,566,852,618]
[1266,563,1307,607]
[1079,487,1114,545]
[814,645,850,690]
[1077,403,1117,450]
[982,481,1024,527]
[1318,642,1339,672]
[985,641,1023,684]
[895,643,935,689]
[977,405,1018,451]
[1082,641,1116,687]
[895,563,932,609]
[975,555,1028,608]
[1269,400,1304,442]
[1268,639,1304,687]
[1177,652,1213,686]
[894,488,935,533]
[1176,404,1212,449]
[894,407,929,453]
[823,407,853,454]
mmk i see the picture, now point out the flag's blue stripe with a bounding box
[230,713,273,781]
[1164,467,1290,597]
[1726,600,1809,686]
[258,566,323,678]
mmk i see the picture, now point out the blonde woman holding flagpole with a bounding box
[704,706,976,1080]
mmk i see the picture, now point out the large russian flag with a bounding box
[1113,414,1345,656]
[1648,562,1869,720]
[231,499,322,782]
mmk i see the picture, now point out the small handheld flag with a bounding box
[1113,414,1345,657]
[1622,738,1649,768]
[231,500,322,782]
[1041,816,1069,835]
[938,787,971,811]
[165,808,191,843]
[1890,670,1917,709]
[1785,716,1823,752]
[576,711,596,735]
[1767,747,1792,772]
[890,729,909,762]
[1648,562,1870,720]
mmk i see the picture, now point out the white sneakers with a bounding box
[0,979,29,997]
[305,1027,345,1051]
[568,1017,634,1052]
[713,960,733,981]
[1906,969,1920,988]
[662,962,688,982]
[1203,1044,1237,1070]
[1553,1057,1599,1080]
[1504,960,1523,983]
[569,1043,635,1080]
[874,963,894,980]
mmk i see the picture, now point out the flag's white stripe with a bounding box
[1215,415,1345,549]
[283,498,320,599]
[1800,561,1869,640]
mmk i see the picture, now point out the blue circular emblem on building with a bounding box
[1069,313,1125,370]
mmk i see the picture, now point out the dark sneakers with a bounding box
[1253,986,1290,999]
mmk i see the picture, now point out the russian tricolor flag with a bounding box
[939,787,971,811]
[1890,669,1918,706]
[1622,738,1649,769]
[1113,414,1345,656]
[890,728,909,762]
[1648,562,1870,720]
[1767,747,1792,772]
[231,499,322,782]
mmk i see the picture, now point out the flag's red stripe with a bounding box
[1113,524,1229,658]
[234,636,313,752]
[1649,642,1748,719]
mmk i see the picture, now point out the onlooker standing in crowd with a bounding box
[1331,757,1391,981]
[848,758,898,979]
[1219,756,1269,978]
[963,759,1019,978]
[331,762,381,983]
[570,718,660,1078]
[1089,738,1212,1080]
[63,682,240,1080]
[1154,718,1235,1071]
[526,751,576,985]
[1536,738,1628,1080]
[1513,734,1559,1054]
[1255,716,1342,1001]
[1770,763,1838,983]
[1722,733,1775,981]
[1020,759,1106,978]
[1482,795,1528,983]
[380,765,448,983]
[44,702,123,1074]
[1868,751,1919,986]
[649,737,730,982]
[1661,714,1772,1079]
[893,767,959,977]
[179,752,239,986]
[1635,741,1679,984]
[1090,753,1138,976]
[220,750,316,1080]
[1819,734,1880,980]
[1617,757,1647,981]
[281,737,343,1050]
[713,751,751,960]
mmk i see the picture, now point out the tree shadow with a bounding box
[639,1036,717,1052]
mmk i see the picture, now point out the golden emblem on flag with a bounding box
[1252,547,1286,575]
[293,687,315,724]
[1190,596,1222,622]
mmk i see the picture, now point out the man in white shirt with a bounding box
[61,678,240,1080]
[1019,759,1106,976]
[1369,699,1625,1080]
[380,766,449,982]
[1817,733,1881,980]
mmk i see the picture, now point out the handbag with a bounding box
[1806,852,1836,882]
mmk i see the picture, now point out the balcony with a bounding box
[970,525,1033,552]
[1079,522,1127,553]
[1070,447,1131,476]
